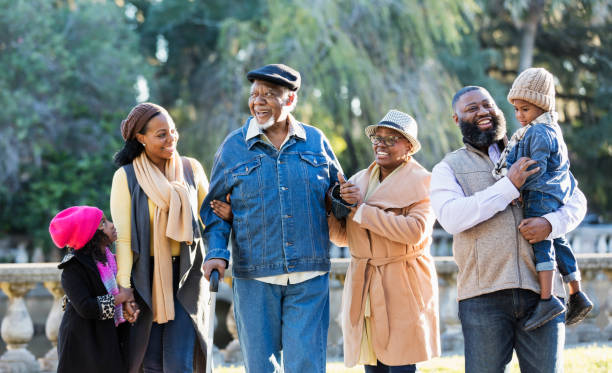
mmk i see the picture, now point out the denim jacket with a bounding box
[506,112,575,204]
[201,116,343,278]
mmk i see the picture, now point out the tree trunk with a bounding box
[518,0,547,72]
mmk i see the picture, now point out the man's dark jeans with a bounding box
[459,289,565,373]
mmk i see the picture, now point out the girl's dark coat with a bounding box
[57,250,128,373]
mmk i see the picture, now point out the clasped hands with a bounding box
[116,286,140,324]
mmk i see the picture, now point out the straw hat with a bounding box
[365,109,421,155]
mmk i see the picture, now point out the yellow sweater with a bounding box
[110,157,208,288]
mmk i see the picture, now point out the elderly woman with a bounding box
[110,103,229,373]
[328,110,440,372]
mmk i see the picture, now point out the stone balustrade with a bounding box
[430,225,612,256]
[0,254,610,370]
[0,263,61,372]
[325,254,612,357]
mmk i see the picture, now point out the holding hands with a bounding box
[116,286,140,323]
[123,298,140,323]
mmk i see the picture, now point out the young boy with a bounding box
[495,67,593,331]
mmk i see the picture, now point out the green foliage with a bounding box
[476,0,612,218]
[1,0,610,252]
[129,0,480,176]
[0,0,150,250]
[541,0,612,219]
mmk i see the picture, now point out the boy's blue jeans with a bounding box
[459,289,565,373]
[233,274,329,373]
[524,190,580,282]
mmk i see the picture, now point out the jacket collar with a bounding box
[244,114,306,150]
[351,158,431,210]
[57,252,75,269]
[58,249,99,271]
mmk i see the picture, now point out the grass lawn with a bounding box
[216,343,611,372]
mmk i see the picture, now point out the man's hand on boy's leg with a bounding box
[519,217,552,244]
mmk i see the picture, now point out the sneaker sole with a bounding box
[566,304,593,326]
[524,307,566,332]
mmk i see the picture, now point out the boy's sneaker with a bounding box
[524,296,566,331]
[565,291,593,326]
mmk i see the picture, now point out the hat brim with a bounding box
[365,124,421,156]
[246,73,299,91]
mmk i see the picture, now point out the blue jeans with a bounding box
[233,274,330,373]
[364,361,416,372]
[143,259,196,373]
[459,289,565,373]
[524,190,579,282]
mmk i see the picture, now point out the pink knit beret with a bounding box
[49,206,103,250]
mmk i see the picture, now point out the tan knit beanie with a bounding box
[120,102,166,141]
[507,67,556,112]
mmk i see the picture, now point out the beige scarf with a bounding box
[133,152,194,323]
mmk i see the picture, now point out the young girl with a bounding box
[494,67,593,331]
[50,206,139,373]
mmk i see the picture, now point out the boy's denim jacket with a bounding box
[201,116,343,278]
[506,112,575,204]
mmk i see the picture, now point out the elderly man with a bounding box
[200,64,342,372]
[431,86,586,373]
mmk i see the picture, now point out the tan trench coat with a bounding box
[328,159,440,367]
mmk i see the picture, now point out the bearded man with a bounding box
[430,86,586,373]
[200,64,342,373]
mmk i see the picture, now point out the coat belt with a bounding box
[349,250,424,348]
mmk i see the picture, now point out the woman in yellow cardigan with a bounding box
[110,102,229,373]
[328,110,440,372]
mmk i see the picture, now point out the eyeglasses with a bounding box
[369,135,401,147]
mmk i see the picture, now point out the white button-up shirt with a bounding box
[431,143,587,239]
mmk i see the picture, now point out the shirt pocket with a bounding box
[298,153,330,195]
[229,157,262,199]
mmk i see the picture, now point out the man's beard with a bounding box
[459,112,506,148]
[257,115,276,130]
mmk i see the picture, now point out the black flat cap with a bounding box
[246,64,301,91]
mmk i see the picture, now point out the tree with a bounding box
[477,0,612,218]
[127,0,484,176]
[503,0,549,72]
[0,0,151,249]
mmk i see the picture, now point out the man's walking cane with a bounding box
[206,269,219,373]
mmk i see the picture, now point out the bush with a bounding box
[0,0,152,253]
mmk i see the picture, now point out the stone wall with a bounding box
[0,254,610,370]
[327,254,612,357]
